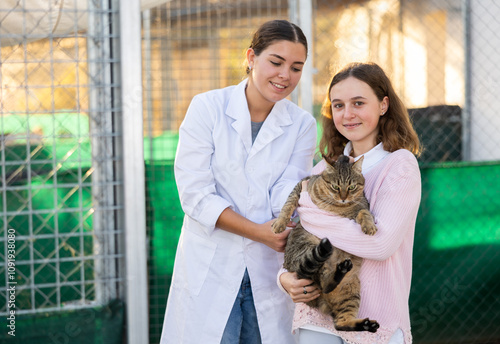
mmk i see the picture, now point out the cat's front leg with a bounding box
[272,179,307,233]
[272,198,298,233]
[356,209,377,236]
[272,217,292,234]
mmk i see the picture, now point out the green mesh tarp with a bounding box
[3,158,500,343]
[145,161,182,341]
[410,161,500,343]
[0,299,124,344]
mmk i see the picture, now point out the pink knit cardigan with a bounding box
[292,148,421,344]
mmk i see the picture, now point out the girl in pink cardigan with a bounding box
[279,62,422,344]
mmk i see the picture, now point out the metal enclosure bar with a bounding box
[462,0,471,161]
[119,0,149,343]
[88,0,117,306]
[299,0,314,116]
[288,0,300,105]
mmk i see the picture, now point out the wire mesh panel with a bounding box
[142,0,500,343]
[0,1,124,342]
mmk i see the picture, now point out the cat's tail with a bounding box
[298,238,333,277]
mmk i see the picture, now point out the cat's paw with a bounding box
[357,210,377,236]
[272,218,287,233]
[361,318,379,333]
[337,258,353,274]
[361,223,377,236]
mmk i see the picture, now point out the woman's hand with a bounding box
[258,219,295,252]
[216,208,296,252]
[280,271,320,303]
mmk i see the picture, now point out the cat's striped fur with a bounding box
[273,155,379,333]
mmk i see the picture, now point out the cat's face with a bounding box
[319,156,365,205]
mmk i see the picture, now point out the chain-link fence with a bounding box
[142,0,500,343]
[1,1,125,343]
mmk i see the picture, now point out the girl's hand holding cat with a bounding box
[280,272,320,303]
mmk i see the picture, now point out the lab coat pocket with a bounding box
[174,230,217,296]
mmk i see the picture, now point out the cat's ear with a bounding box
[337,155,350,164]
[322,154,336,167]
[352,155,364,173]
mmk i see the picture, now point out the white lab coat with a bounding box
[160,79,317,344]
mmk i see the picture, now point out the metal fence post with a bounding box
[119,0,149,343]
[88,0,118,307]
[299,0,314,116]
[463,0,471,161]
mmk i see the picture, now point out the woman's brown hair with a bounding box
[319,62,421,159]
[246,20,308,74]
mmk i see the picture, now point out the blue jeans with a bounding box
[220,269,262,344]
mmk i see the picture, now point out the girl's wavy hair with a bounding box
[245,20,308,74]
[319,62,422,159]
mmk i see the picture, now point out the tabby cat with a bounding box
[272,155,380,333]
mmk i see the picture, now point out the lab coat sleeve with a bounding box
[174,95,232,234]
[270,115,316,217]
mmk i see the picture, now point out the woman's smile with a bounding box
[270,81,287,89]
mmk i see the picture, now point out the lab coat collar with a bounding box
[226,79,293,156]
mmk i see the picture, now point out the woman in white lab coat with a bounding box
[160,20,317,344]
